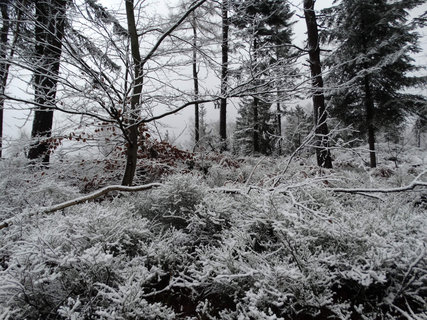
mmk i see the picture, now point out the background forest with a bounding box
[0,0,426,319]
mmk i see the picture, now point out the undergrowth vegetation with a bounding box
[0,145,426,319]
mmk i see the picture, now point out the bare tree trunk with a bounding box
[252,37,260,154]
[122,0,143,186]
[275,85,282,154]
[28,0,66,163]
[122,0,207,185]
[0,1,9,158]
[219,0,228,151]
[192,12,200,146]
[303,0,333,169]
[364,75,377,168]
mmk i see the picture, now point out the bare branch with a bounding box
[332,171,427,194]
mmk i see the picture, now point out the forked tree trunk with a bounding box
[28,0,66,163]
[219,0,228,151]
[303,0,333,168]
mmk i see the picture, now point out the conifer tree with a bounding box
[231,0,295,155]
[324,0,427,167]
[233,96,274,155]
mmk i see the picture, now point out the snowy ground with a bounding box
[0,144,426,319]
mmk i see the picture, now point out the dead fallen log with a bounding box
[43,183,163,213]
[0,183,162,230]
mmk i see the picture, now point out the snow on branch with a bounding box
[0,183,162,230]
[42,183,163,213]
[332,171,427,194]
[0,182,249,231]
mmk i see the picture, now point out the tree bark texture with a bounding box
[364,74,377,168]
[303,0,333,168]
[28,0,66,163]
[0,1,9,158]
[252,37,260,154]
[122,0,143,186]
[192,12,200,145]
[220,0,228,150]
[276,99,282,155]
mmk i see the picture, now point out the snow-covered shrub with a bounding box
[0,151,426,319]
[134,173,206,229]
[0,200,160,319]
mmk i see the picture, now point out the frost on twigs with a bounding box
[0,151,426,319]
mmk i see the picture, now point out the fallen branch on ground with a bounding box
[0,182,249,231]
[332,181,427,194]
[43,183,163,213]
[0,183,162,230]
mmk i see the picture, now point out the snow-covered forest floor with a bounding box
[0,144,426,319]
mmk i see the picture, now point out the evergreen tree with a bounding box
[233,96,274,155]
[231,0,295,155]
[324,0,427,167]
[283,105,312,154]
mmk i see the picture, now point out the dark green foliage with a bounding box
[283,105,312,153]
[233,96,275,155]
[230,0,296,155]
[324,0,427,140]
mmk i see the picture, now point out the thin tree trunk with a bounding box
[0,0,25,158]
[275,48,282,155]
[192,12,200,145]
[122,0,143,186]
[219,0,228,151]
[364,75,377,168]
[0,1,9,158]
[276,90,282,155]
[303,0,332,168]
[252,37,260,154]
[28,0,66,163]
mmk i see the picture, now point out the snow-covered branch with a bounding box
[332,171,427,194]
[0,183,162,230]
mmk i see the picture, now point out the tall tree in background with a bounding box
[191,12,200,145]
[219,0,229,151]
[303,0,333,168]
[0,0,9,158]
[0,0,26,158]
[28,0,67,162]
[233,96,274,155]
[324,0,426,168]
[232,0,295,155]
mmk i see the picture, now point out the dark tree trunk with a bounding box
[364,75,377,168]
[192,12,200,145]
[252,37,260,154]
[0,1,9,158]
[303,0,332,168]
[28,0,66,163]
[275,48,282,155]
[122,0,143,186]
[219,0,228,151]
[253,96,260,153]
[276,90,282,155]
